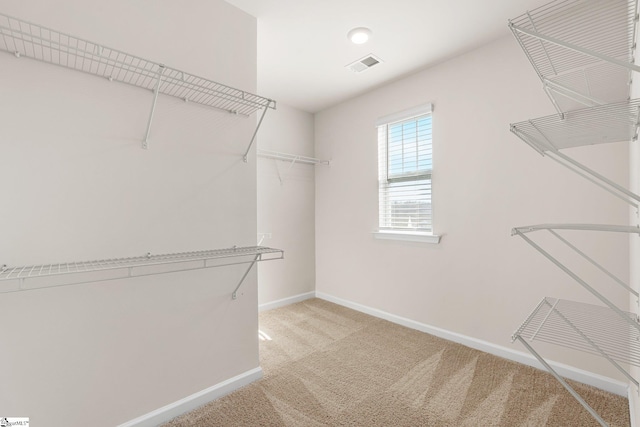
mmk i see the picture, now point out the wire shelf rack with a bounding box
[514,297,640,370]
[257,149,330,166]
[509,0,639,114]
[513,297,640,426]
[0,246,284,296]
[511,99,640,207]
[0,13,276,151]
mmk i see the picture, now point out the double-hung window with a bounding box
[375,103,439,243]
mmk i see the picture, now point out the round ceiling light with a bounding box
[347,27,372,44]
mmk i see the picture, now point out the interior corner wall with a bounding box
[629,10,640,423]
[315,35,631,380]
[257,103,316,306]
[0,2,259,426]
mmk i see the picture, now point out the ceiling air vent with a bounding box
[346,54,383,73]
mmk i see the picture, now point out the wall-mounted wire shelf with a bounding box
[257,149,330,166]
[512,223,640,325]
[509,0,639,115]
[0,246,284,299]
[513,297,640,426]
[0,13,276,152]
[511,99,640,207]
[258,149,330,185]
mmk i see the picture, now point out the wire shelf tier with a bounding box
[511,99,640,207]
[0,246,284,294]
[0,13,275,117]
[511,99,640,152]
[509,0,639,113]
[257,149,330,166]
[514,297,640,372]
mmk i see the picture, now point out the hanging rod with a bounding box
[0,246,284,297]
[509,0,639,114]
[513,297,640,427]
[0,13,276,151]
[257,149,330,166]
[510,99,640,207]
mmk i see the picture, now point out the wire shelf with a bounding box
[514,297,640,371]
[511,99,640,152]
[0,246,284,294]
[0,13,275,117]
[509,0,639,113]
[511,99,640,206]
[257,149,330,166]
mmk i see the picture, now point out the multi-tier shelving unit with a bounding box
[0,14,284,298]
[0,13,276,156]
[509,0,640,425]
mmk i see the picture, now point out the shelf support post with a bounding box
[231,254,261,300]
[547,229,638,297]
[515,336,608,427]
[143,65,166,149]
[243,107,269,162]
[550,150,640,205]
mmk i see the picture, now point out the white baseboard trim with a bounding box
[630,386,638,427]
[117,367,263,427]
[316,292,628,397]
[259,291,316,312]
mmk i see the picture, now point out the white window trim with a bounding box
[373,230,442,244]
[375,103,432,127]
[376,102,439,242]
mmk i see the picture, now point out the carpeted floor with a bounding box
[163,298,630,426]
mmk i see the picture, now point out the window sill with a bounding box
[373,231,442,244]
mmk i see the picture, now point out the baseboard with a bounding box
[316,292,628,397]
[630,386,638,427]
[259,291,316,312]
[117,367,263,427]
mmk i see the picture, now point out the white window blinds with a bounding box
[377,104,433,233]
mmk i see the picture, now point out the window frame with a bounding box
[373,103,441,244]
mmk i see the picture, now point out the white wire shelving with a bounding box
[509,1,640,425]
[257,149,330,166]
[258,149,330,185]
[510,99,640,207]
[509,0,639,115]
[0,246,284,299]
[0,12,276,154]
[513,297,640,426]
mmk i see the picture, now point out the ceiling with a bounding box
[225,0,551,113]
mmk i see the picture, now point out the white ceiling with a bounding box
[225,0,551,113]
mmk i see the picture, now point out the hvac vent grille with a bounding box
[346,54,383,73]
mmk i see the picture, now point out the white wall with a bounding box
[257,104,316,306]
[0,1,260,426]
[315,35,630,379]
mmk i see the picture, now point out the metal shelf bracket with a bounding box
[243,106,270,162]
[231,254,260,300]
[143,65,166,149]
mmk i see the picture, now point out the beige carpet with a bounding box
[163,298,630,426]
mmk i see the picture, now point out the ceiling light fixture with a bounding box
[347,27,372,44]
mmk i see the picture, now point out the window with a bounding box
[375,103,439,243]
